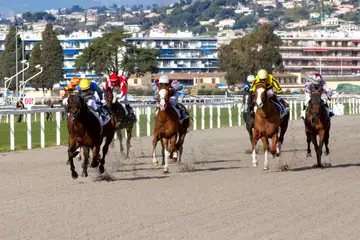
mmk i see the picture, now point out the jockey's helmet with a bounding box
[109,73,118,83]
[310,73,322,85]
[80,78,91,91]
[159,75,169,85]
[247,74,255,83]
[70,77,80,86]
[257,69,268,81]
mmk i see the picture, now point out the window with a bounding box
[211,78,216,84]
[134,79,138,84]
[200,78,203,83]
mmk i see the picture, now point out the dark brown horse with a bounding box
[104,88,136,159]
[251,83,289,170]
[305,91,331,167]
[66,94,116,179]
[152,84,191,173]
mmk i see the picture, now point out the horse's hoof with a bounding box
[153,161,159,167]
[99,165,105,174]
[71,171,78,179]
[91,161,99,168]
[82,171,88,178]
[163,170,170,174]
[306,153,312,157]
[252,163,258,168]
[275,153,280,157]
[263,166,269,171]
[324,151,330,156]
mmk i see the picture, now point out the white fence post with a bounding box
[294,100,298,120]
[146,106,151,136]
[34,113,37,122]
[209,105,213,129]
[201,105,205,130]
[27,113,32,150]
[289,100,293,120]
[238,103,241,126]
[217,105,221,128]
[56,112,60,145]
[349,98,352,115]
[40,112,45,148]
[10,114,14,150]
[193,104,197,131]
[6,114,9,124]
[228,104,232,127]
[136,107,140,137]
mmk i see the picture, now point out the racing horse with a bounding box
[104,88,136,159]
[304,90,331,167]
[66,94,116,179]
[151,84,191,173]
[242,89,255,150]
[251,82,290,170]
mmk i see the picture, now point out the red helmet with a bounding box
[109,73,118,82]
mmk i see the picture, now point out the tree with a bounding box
[0,25,23,90]
[75,28,158,76]
[25,43,42,90]
[38,23,64,92]
[219,24,283,85]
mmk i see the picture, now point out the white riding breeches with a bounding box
[87,98,98,111]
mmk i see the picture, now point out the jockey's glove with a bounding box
[276,89,284,94]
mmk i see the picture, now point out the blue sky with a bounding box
[0,0,174,15]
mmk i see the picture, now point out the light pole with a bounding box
[4,60,29,104]
[19,65,43,97]
[15,17,18,102]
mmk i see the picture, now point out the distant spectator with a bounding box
[16,100,24,123]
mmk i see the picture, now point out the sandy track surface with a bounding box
[1,115,360,240]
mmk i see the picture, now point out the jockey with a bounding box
[104,72,133,119]
[62,77,80,110]
[250,69,288,116]
[75,78,109,124]
[244,74,255,92]
[154,75,188,121]
[301,73,335,119]
[64,77,80,93]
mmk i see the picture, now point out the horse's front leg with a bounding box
[81,147,90,177]
[261,136,270,170]
[311,132,322,167]
[100,135,114,174]
[68,141,79,179]
[306,129,312,157]
[324,127,330,156]
[271,133,278,158]
[125,126,133,159]
[251,128,260,168]
[169,134,177,163]
[162,137,170,174]
[116,127,124,153]
[91,145,101,169]
[152,133,160,166]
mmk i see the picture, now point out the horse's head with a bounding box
[68,94,86,119]
[157,85,171,112]
[254,83,267,109]
[309,91,322,120]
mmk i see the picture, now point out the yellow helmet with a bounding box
[257,69,268,80]
[79,78,91,91]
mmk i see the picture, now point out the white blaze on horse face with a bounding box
[256,88,265,108]
[158,89,167,111]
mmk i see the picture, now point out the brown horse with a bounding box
[304,91,331,167]
[66,94,116,179]
[104,88,136,159]
[151,84,191,173]
[251,83,290,170]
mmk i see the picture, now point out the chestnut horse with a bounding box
[104,88,136,159]
[66,94,116,179]
[251,83,290,170]
[151,84,191,173]
[304,91,331,167]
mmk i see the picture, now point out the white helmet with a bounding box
[247,75,255,83]
[309,73,322,85]
[159,75,169,84]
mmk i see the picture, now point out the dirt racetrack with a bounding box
[1,115,360,240]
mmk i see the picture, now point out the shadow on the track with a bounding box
[193,159,239,165]
[291,162,360,172]
[194,166,243,172]
[93,174,169,182]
